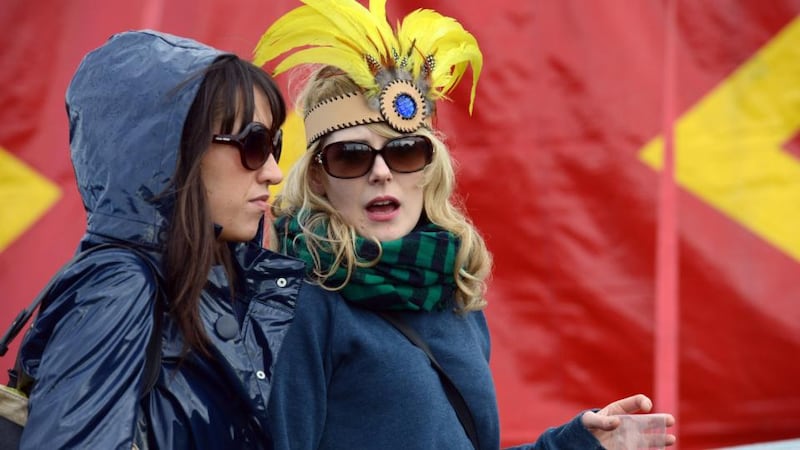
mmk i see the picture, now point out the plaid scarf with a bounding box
[276,215,459,311]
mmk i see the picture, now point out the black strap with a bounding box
[130,249,164,399]
[1,243,127,357]
[377,311,479,450]
[1,243,163,397]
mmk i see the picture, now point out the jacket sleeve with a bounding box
[19,250,158,450]
[504,412,603,450]
[267,284,335,450]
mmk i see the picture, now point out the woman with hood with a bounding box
[15,30,336,449]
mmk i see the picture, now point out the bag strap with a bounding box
[0,245,107,358]
[129,248,164,399]
[377,311,479,450]
[1,243,163,397]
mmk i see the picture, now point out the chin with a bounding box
[372,228,411,242]
[220,227,260,243]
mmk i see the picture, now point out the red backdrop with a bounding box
[2,1,799,448]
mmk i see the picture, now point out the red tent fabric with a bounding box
[2,1,799,448]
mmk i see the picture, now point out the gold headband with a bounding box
[254,0,482,147]
[303,81,430,145]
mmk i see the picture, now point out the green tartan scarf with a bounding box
[276,215,459,311]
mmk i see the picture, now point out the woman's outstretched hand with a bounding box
[581,394,676,448]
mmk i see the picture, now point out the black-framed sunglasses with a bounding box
[212,122,283,170]
[315,135,434,179]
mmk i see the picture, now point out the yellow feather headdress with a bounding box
[254,0,483,146]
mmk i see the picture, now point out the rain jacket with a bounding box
[17,30,329,449]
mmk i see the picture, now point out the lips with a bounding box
[366,196,400,221]
[249,194,270,211]
[367,199,397,211]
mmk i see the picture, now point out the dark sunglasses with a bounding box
[212,122,283,170]
[315,135,434,179]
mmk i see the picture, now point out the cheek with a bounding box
[407,177,425,201]
[326,189,354,213]
[411,190,425,216]
[201,163,249,218]
[320,177,347,206]
[204,186,231,227]
[324,183,362,220]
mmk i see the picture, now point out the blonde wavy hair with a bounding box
[271,66,492,311]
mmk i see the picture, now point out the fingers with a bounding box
[581,411,621,431]
[641,433,677,448]
[589,412,677,449]
[601,394,653,416]
[623,394,653,414]
[583,394,654,430]
[641,423,677,448]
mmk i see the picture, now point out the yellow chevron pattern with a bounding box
[640,16,800,262]
[0,146,61,252]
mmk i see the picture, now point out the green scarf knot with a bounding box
[276,215,459,311]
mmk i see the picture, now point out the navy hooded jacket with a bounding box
[17,30,332,449]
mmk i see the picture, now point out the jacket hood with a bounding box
[67,30,228,248]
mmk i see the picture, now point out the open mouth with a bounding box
[366,198,400,214]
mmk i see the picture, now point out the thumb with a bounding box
[582,411,621,431]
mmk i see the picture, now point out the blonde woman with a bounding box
[258,1,676,449]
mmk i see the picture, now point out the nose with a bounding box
[257,154,283,185]
[368,154,392,183]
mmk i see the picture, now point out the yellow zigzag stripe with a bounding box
[640,16,800,262]
[0,146,61,253]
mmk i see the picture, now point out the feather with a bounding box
[254,4,363,63]
[275,47,378,91]
[255,0,399,86]
[398,9,482,113]
[303,0,386,56]
[254,0,482,114]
